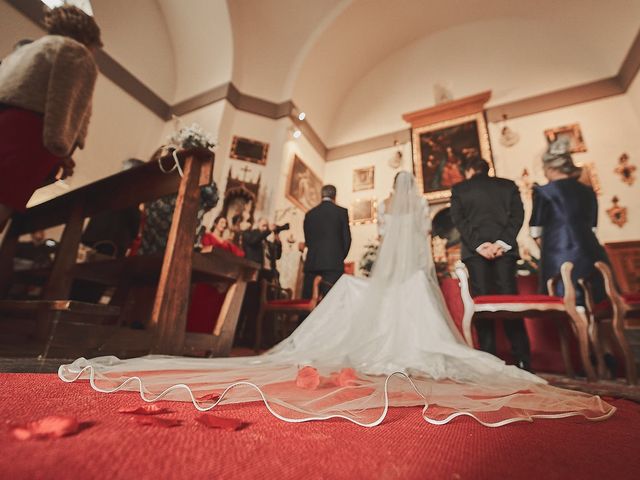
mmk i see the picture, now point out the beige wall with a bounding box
[324,93,640,274]
[628,73,640,121]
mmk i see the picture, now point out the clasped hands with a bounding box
[477,241,507,260]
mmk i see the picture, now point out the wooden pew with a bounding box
[0,148,259,358]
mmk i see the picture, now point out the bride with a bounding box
[59,172,614,427]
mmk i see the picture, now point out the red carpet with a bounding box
[1,373,639,480]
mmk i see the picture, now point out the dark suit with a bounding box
[450,174,530,365]
[242,228,282,282]
[302,200,351,298]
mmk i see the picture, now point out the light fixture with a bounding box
[293,129,302,139]
[298,112,306,121]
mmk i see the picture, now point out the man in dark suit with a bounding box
[302,184,351,299]
[450,156,531,371]
[242,218,283,283]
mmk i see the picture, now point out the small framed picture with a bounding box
[353,166,375,191]
[350,198,377,225]
[230,136,269,165]
[544,123,587,153]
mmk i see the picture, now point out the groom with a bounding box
[450,156,531,371]
[302,184,351,300]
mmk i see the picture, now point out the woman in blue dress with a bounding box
[529,143,608,306]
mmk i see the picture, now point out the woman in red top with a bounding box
[186,216,244,334]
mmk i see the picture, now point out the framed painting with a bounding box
[544,123,586,153]
[411,112,494,203]
[353,166,375,192]
[286,155,322,212]
[230,136,269,165]
[350,198,377,225]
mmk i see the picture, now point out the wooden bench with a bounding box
[0,148,260,358]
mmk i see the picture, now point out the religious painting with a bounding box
[286,155,322,212]
[544,123,587,153]
[411,112,494,203]
[229,136,269,165]
[353,166,375,192]
[350,198,376,225]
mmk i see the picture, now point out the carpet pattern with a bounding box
[1,374,639,480]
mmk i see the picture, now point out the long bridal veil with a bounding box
[59,172,614,427]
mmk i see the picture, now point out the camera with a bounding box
[273,223,290,234]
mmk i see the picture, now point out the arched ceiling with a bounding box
[86,0,639,145]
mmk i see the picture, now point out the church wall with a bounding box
[324,93,640,274]
[628,73,640,123]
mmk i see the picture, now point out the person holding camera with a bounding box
[242,218,285,283]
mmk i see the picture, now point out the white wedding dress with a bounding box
[59,172,614,427]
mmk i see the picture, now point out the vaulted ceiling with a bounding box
[90,0,639,146]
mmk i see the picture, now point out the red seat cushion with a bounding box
[623,293,640,305]
[267,299,313,307]
[473,294,563,304]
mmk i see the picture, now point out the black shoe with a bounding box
[604,353,617,379]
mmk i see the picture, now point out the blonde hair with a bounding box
[44,5,102,48]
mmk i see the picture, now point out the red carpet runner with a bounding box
[1,373,639,479]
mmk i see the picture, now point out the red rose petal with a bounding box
[196,393,221,403]
[11,416,80,440]
[118,405,170,415]
[134,416,181,428]
[296,366,320,390]
[336,368,358,387]
[196,414,246,431]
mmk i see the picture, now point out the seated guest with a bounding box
[14,230,56,270]
[0,5,101,232]
[530,140,609,305]
[138,148,219,255]
[186,216,245,334]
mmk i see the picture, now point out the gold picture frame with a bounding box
[350,198,377,225]
[285,155,322,212]
[353,166,375,192]
[411,112,494,204]
[544,123,587,153]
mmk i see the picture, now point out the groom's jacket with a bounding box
[303,200,351,273]
[450,174,524,260]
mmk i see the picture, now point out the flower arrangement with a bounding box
[160,123,217,177]
[358,240,379,277]
[168,123,217,151]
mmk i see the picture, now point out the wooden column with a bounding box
[152,152,205,354]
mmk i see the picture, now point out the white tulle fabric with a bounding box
[59,172,614,427]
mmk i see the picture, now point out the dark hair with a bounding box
[462,156,490,176]
[321,184,336,199]
[212,215,227,229]
[44,5,103,48]
[13,39,33,50]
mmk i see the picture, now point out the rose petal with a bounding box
[196,393,221,403]
[118,405,170,415]
[336,368,358,387]
[196,414,247,431]
[296,366,320,390]
[11,416,80,440]
[134,416,181,428]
